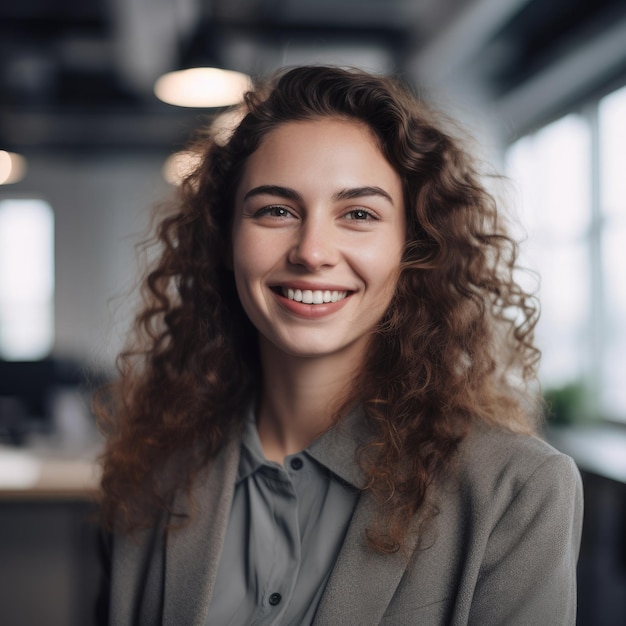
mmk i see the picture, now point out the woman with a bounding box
[97,66,583,625]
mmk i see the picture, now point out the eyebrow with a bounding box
[242,184,394,205]
[243,185,302,202]
[334,186,394,204]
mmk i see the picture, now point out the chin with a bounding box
[279,343,339,359]
[269,332,367,361]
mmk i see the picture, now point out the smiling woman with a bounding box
[96,66,582,625]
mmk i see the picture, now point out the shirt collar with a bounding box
[237,405,370,489]
[237,407,270,484]
[306,406,369,489]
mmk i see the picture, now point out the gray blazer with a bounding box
[105,423,583,625]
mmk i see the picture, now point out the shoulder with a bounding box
[460,422,577,474]
[459,422,579,478]
[434,424,584,623]
[449,422,582,523]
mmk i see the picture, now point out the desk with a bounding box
[0,445,101,498]
[0,445,102,626]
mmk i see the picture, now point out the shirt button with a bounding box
[269,592,282,606]
[290,457,303,470]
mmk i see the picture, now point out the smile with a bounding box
[281,288,349,304]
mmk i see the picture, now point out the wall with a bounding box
[3,152,171,370]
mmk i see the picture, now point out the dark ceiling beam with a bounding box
[407,0,533,87]
[212,0,422,30]
[0,109,211,153]
[109,0,200,94]
[494,13,626,139]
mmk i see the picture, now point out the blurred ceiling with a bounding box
[1,0,625,153]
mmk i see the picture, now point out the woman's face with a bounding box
[231,118,405,363]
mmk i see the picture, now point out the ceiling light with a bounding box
[162,150,203,186]
[0,151,27,185]
[154,67,251,108]
[162,108,247,185]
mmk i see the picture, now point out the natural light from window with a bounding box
[599,85,626,417]
[507,114,591,390]
[0,198,54,360]
[507,85,626,423]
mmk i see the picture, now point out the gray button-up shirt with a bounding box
[205,412,362,625]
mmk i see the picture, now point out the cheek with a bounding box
[232,227,259,279]
[231,238,275,317]
[375,258,404,312]
[233,222,274,266]
[359,240,404,287]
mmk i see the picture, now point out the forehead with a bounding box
[236,118,402,201]
[251,117,381,159]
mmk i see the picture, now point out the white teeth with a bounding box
[282,288,348,304]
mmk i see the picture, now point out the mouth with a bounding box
[275,287,350,305]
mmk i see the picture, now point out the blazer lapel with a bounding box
[313,492,419,625]
[162,436,241,626]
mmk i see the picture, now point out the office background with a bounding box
[1,1,625,624]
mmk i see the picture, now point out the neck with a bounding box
[255,338,364,463]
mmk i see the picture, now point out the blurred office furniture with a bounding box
[0,357,103,626]
[0,357,101,446]
[0,448,101,626]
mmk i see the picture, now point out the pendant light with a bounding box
[0,151,27,185]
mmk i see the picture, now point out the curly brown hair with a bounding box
[97,65,540,553]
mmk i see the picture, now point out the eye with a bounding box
[345,208,377,221]
[254,205,294,218]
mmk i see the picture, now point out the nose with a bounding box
[288,217,338,271]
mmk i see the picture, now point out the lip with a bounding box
[271,281,354,292]
[271,287,353,319]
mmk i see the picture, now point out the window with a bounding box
[0,199,54,360]
[506,84,626,422]
[599,86,626,419]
